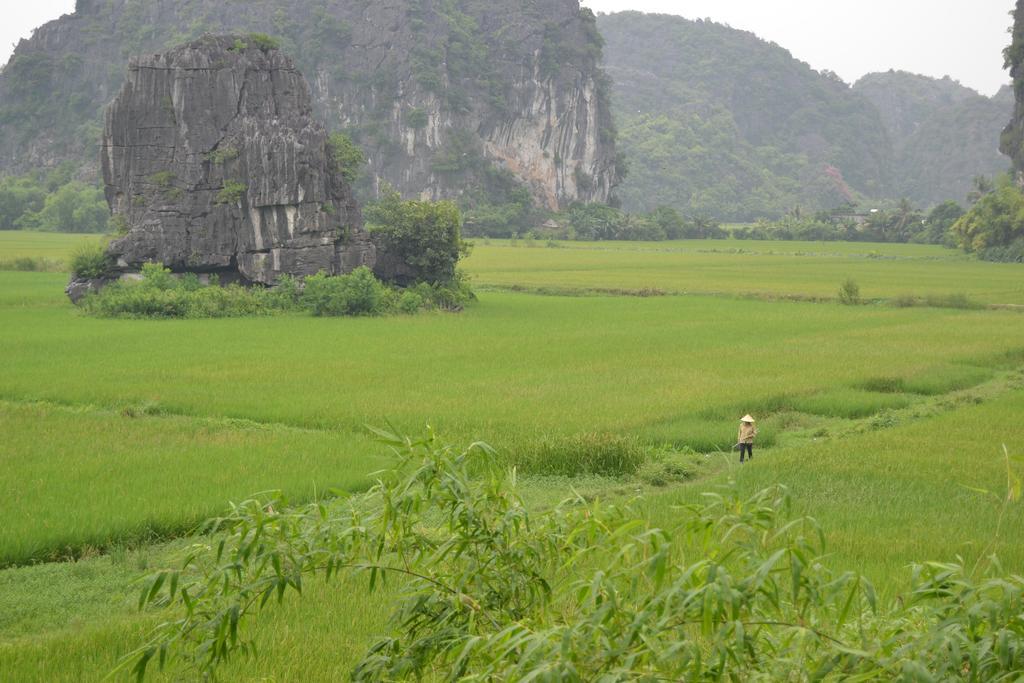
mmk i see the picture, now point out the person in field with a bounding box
[738,415,757,463]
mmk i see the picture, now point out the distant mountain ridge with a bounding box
[853,71,1012,205]
[599,12,1011,219]
[0,5,1011,221]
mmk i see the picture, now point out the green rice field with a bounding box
[465,239,1024,303]
[0,231,1022,680]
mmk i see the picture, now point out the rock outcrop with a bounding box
[0,0,619,209]
[1002,0,1024,183]
[71,34,373,297]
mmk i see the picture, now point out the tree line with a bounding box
[0,162,110,233]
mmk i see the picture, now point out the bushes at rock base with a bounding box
[69,240,113,278]
[304,267,383,316]
[80,264,474,319]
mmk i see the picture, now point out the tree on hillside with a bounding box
[967,175,996,205]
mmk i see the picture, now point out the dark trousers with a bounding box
[740,443,753,461]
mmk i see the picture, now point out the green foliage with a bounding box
[733,201,942,245]
[459,166,541,238]
[636,449,703,486]
[69,240,112,278]
[247,33,280,51]
[404,108,428,129]
[953,176,1024,260]
[837,278,861,305]
[303,267,384,317]
[148,171,181,200]
[0,174,46,230]
[228,38,248,52]
[429,129,483,175]
[15,182,110,233]
[327,132,365,183]
[207,146,239,165]
[0,53,56,121]
[124,431,1024,681]
[396,289,424,314]
[520,203,726,242]
[920,200,965,246]
[83,265,273,319]
[81,263,472,319]
[215,181,247,206]
[365,189,464,284]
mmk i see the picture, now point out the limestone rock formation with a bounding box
[71,34,373,298]
[1002,0,1024,183]
[0,0,619,210]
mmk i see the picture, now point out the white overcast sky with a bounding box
[0,0,1015,96]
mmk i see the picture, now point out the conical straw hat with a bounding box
[740,415,755,422]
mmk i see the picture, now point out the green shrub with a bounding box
[207,146,239,165]
[365,189,464,284]
[82,266,469,320]
[69,241,112,278]
[215,181,247,205]
[327,132,365,182]
[397,289,425,314]
[148,171,175,188]
[405,108,429,129]
[247,33,280,51]
[837,277,861,305]
[412,271,476,311]
[340,266,384,315]
[302,267,385,317]
[637,450,703,486]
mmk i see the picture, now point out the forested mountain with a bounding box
[0,0,619,210]
[1,4,1012,223]
[854,72,1011,205]
[599,12,1011,220]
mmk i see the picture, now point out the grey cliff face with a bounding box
[98,35,373,287]
[0,0,619,209]
[1003,0,1024,182]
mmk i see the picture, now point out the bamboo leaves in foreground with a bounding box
[121,431,1024,681]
